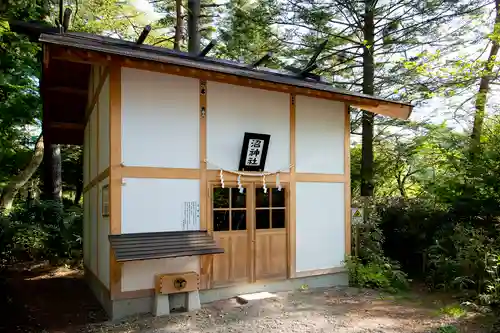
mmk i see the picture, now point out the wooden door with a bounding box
[254,187,288,281]
[211,186,250,286]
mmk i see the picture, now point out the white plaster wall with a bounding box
[295,182,345,272]
[122,256,199,292]
[207,81,290,171]
[121,68,199,169]
[89,186,98,275]
[97,178,110,289]
[121,178,200,234]
[83,125,89,186]
[89,106,98,180]
[98,76,110,173]
[83,191,90,268]
[296,96,344,174]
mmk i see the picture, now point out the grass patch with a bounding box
[437,304,467,318]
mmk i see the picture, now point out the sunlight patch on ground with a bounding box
[236,291,278,303]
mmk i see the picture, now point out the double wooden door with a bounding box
[210,183,288,287]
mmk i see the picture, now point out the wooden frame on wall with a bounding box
[76,55,352,300]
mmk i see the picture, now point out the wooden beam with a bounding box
[288,93,296,279]
[284,65,322,81]
[344,104,352,257]
[85,66,110,125]
[109,63,122,299]
[83,167,110,193]
[48,122,84,130]
[199,79,210,290]
[250,52,273,68]
[122,167,199,179]
[295,173,345,182]
[199,40,217,57]
[136,25,151,45]
[46,86,88,96]
[304,40,328,69]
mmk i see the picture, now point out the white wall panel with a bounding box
[97,178,110,289]
[89,107,98,180]
[121,178,200,234]
[83,125,89,186]
[295,182,345,272]
[122,256,199,292]
[296,96,344,174]
[83,191,90,267]
[121,68,199,169]
[207,81,289,171]
[98,76,110,173]
[89,186,98,275]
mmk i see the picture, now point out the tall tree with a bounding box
[150,0,220,49]
[277,0,488,199]
[214,0,283,64]
[0,1,46,209]
[469,0,500,158]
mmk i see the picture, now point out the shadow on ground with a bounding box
[0,263,107,333]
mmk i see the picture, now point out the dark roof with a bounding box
[38,31,412,110]
[108,230,224,262]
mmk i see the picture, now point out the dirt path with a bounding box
[0,263,107,333]
[0,264,494,333]
[86,288,493,333]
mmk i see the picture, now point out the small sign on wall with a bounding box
[238,132,271,172]
[351,207,363,225]
[182,201,200,230]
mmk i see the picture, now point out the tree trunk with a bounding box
[0,135,44,210]
[469,0,500,159]
[187,0,200,54]
[360,0,375,198]
[174,0,183,50]
[42,143,62,202]
[74,181,83,205]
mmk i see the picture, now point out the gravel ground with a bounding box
[83,287,493,333]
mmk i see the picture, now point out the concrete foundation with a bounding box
[153,294,170,316]
[86,268,348,321]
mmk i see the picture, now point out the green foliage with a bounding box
[346,208,409,292]
[369,117,500,309]
[0,200,82,266]
[479,254,500,307]
[436,325,459,333]
[346,256,408,292]
[438,304,467,318]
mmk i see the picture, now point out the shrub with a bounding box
[0,200,82,266]
[345,256,408,292]
[348,204,409,292]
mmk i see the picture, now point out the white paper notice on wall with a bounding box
[182,201,200,230]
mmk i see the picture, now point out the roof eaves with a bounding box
[39,32,413,119]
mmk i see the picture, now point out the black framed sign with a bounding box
[238,132,271,172]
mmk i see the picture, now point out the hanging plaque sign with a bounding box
[238,132,271,172]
